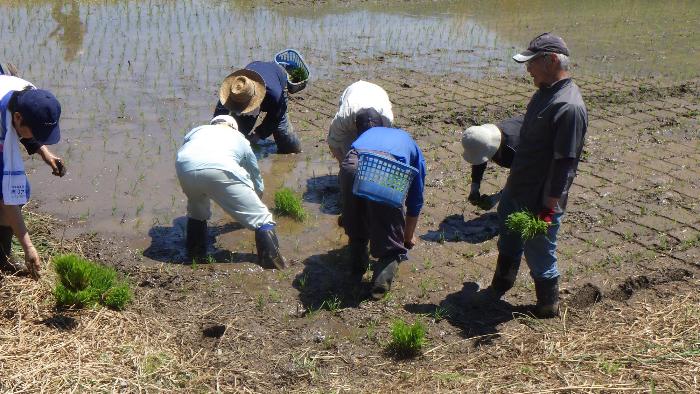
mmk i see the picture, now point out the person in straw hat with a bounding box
[473,32,587,319]
[175,115,287,269]
[461,116,523,210]
[214,61,301,154]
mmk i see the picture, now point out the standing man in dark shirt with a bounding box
[477,33,588,318]
[214,61,302,154]
[462,115,523,209]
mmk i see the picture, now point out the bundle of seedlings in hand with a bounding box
[53,254,132,310]
[274,187,307,221]
[289,67,308,83]
[505,210,549,241]
[386,319,426,358]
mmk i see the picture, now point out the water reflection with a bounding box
[0,0,697,243]
[48,1,86,61]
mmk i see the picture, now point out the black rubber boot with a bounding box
[348,238,369,282]
[470,253,521,305]
[533,276,560,318]
[186,218,208,261]
[255,224,287,269]
[276,131,302,154]
[0,225,13,271]
[370,255,402,300]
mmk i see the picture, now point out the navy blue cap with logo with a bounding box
[15,89,61,145]
[513,32,570,63]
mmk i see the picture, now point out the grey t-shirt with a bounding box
[504,78,587,213]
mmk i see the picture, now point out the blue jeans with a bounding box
[496,189,563,280]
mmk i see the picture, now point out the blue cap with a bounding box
[15,89,61,145]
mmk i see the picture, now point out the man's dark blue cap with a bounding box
[15,89,61,145]
[513,32,570,63]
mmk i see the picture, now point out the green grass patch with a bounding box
[386,319,426,358]
[274,188,307,221]
[53,254,132,310]
[505,210,549,241]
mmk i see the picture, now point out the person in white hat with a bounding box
[214,61,301,154]
[175,115,286,269]
[327,80,393,164]
[461,116,523,209]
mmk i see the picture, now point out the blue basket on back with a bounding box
[352,152,418,209]
[274,49,309,94]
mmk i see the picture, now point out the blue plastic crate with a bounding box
[353,152,418,208]
[274,49,309,94]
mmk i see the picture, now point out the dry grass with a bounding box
[1,207,699,392]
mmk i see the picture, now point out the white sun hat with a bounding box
[210,115,239,131]
[461,124,502,165]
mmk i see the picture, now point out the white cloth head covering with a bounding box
[211,115,239,131]
[461,124,502,165]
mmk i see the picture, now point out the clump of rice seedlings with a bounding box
[386,319,426,358]
[289,67,308,83]
[506,210,549,241]
[274,188,307,221]
[53,254,132,310]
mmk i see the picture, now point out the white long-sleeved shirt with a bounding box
[176,124,264,193]
[327,80,393,157]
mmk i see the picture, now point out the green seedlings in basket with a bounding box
[289,67,308,83]
[53,254,132,310]
[505,210,549,241]
[386,319,426,358]
[274,188,307,221]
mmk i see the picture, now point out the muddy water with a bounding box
[1,0,698,256]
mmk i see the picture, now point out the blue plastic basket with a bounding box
[353,152,418,208]
[274,49,309,94]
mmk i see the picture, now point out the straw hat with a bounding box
[461,124,502,165]
[219,69,266,114]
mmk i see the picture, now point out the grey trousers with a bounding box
[176,167,273,230]
[339,150,408,259]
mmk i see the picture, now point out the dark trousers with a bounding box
[233,111,300,154]
[340,150,407,259]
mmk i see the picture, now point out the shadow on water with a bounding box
[143,216,257,264]
[292,246,368,313]
[421,212,499,244]
[405,282,526,343]
[303,175,341,215]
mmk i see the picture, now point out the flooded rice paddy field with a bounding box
[1,0,700,391]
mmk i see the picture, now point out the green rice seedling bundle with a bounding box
[386,319,426,358]
[505,210,549,241]
[53,254,132,310]
[289,67,308,83]
[274,187,307,221]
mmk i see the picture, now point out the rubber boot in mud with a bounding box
[274,122,302,154]
[0,225,12,270]
[469,253,521,307]
[255,224,287,269]
[370,255,402,300]
[533,276,560,318]
[0,225,27,275]
[348,238,369,283]
[186,218,208,261]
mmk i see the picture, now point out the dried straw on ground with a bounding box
[1,209,698,392]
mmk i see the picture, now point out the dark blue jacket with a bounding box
[214,61,288,122]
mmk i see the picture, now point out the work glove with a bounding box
[538,207,556,224]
